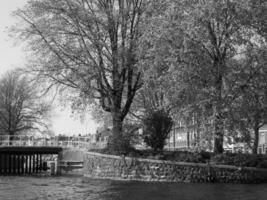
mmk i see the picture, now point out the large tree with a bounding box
[0,71,51,138]
[13,0,145,152]
[139,0,265,153]
[227,46,267,153]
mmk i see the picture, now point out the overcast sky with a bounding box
[0,0,98,136]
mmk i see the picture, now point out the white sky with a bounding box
[0,0,98,136]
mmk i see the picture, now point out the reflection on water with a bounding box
[1,176,267,200]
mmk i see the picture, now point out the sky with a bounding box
[0,1,98,136]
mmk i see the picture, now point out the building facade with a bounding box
[166,120,213,151]
[166,121,251,153]
[258,125,267,154]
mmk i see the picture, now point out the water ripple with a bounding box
[1,176,267,200]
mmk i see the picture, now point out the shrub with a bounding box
[142,109,173,152]
[106,123,140,155]
[199,150,212,162]
[211,153,267,168]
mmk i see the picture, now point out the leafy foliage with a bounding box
[225,45,267,153]
[212,153,267,168]
[142,109,173,152]
[138,0,267,153]
[11,0,267,153]
[132,150,267,168]
[0,71,51,136]
[13,0,146,152]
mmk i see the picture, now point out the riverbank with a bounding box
[84,151,267,184]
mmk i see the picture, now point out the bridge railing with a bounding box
[0,135,107,150]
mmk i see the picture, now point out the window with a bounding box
[260,132,266,144]
[259,147,262,154]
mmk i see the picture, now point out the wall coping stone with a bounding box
[86,151,267,172]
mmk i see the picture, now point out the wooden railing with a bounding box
[0,135,107,150]
[0,134,194,151]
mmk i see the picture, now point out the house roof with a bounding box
[96,127,111,137]
[259,124,267,132]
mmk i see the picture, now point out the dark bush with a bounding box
[200,150,212,162]
[106,123,140,155]
[257,160,267,168]
[90,147,267,169]
[131,150,211,163]
[107,133,135,155]
[211,153,267,168]
[142,109,173,152]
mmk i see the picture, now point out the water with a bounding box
[1,176,267,200]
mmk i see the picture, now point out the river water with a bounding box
[0,175,267,200]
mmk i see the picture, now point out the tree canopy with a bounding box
[13,0,146,152]
[0,71,51,137]
[12,0,267,154]
[138,0,267,153]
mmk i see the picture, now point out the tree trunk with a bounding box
[195,118,201,148]
[213,109,224,154]
[187,131,190,148]
[107,107,126,154]
[213,74,224,154]
[252,116,260,154]
[9,132,15,146]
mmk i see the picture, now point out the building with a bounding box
[166,120,251,153]
[95,127,111,143]
[166,124,195,149]
[258,125,267,154]
[166,120,213,151]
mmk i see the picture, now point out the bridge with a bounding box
[0,135,107,175]
[0,135,106,149]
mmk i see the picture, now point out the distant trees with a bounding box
[13,0,145,153]
[0,71,51,138]
[228,46,267,153]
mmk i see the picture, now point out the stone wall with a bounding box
[84,152,267,183]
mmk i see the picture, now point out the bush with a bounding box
[129,150,212,163]
[106,123,140,155]
[107,133,133,155]
[142,109,173,152]
[211,153,267,168]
